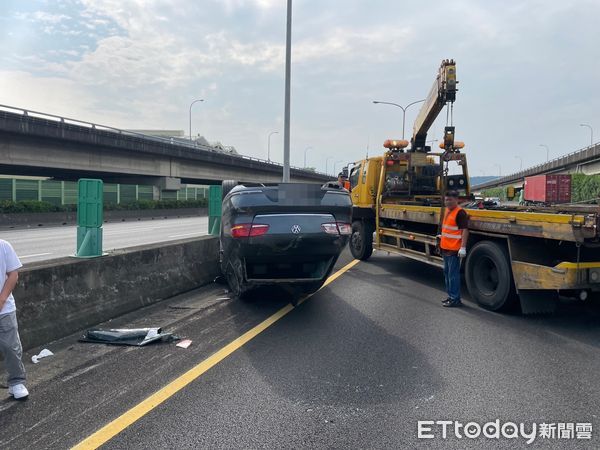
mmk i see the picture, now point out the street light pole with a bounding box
[282,0,292,182]
[493,163,502,177]
[189,99,204,141]
[326,156,334,175]
[539,144,550,161]
[304,146,313,168]
[515,155,523,171]
[580,123,594,146]
[334,160,344,175]
[267,131,278,162]
[372,99,426,140]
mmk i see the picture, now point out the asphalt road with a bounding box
[0,216,208,263]
[1,250,599,449]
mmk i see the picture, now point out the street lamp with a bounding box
[539,144,550,161]
[493,163,502,177]
[304,146,313,168]
[267,131,278,162]
[326,156,334,175]
[580,124,594,146]
[372,99,426,140]
[334,160,344,175]
[189,99,204,141]
[515,155,523,171]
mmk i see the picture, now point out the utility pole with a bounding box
[282,0,292,182]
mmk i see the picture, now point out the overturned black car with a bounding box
[220,181,352,302]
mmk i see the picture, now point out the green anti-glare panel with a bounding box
[0,179,12,201]
[208,185,222,236]
[76,226,103,257]
[208,186,222,217]
[77,179,103,227]
[63,181,78,205]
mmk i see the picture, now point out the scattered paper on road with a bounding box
[176,339,192,349]
[32,348,54,364]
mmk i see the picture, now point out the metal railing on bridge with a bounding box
[473,141,600,189]
[0,104,331,178]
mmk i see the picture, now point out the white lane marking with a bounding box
[168,232,204,238]
[19,252,52,259]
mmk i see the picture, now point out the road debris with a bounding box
[79,327,178,346]
[31,348,54,364]
[176,339,192,349]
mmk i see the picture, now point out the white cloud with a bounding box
[3,0,599,172]
[15,11,71,24]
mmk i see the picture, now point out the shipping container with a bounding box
[524,174,571,204]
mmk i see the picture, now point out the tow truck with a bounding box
[347,59,600,314]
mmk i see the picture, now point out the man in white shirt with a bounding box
[0,239,28,400]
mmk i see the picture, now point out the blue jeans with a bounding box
[443,254,461,302]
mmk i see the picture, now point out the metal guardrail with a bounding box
[473,141,600,189]
[0,104,331,177]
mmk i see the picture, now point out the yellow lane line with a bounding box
[72,258,361,449]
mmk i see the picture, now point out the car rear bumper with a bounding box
[239,234,348,283]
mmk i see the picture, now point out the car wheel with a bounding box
[465,241,516,311]
[221,180,238,200]
[225,262,247,299]
[350,220,373,261]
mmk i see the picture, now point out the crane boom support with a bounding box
[411,59,457,152]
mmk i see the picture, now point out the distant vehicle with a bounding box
[484,197,501,205]
[524,174,571,205]
[220,181,352,303]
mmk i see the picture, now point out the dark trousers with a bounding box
[443,254,461,302]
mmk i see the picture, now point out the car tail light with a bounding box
[336,223,352,235]
[321,222,352,235]
[231,223,269,238]
[249,224,269,237]
[321,223,339,234]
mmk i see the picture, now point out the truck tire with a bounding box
[350,220,373,261]
[465,241,516,311]
[221,180,238,200]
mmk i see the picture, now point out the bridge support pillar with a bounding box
[157,176,182,191]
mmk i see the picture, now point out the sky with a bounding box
[1,0,599,176]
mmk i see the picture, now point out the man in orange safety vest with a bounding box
[439,190,469,307]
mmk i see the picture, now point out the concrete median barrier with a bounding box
[13,236,220,351]
[0,207,208,229]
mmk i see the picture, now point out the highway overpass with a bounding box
[0,105,330,188]
[473,141,600,190]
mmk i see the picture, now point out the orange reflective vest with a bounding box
[440,206,464,251]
